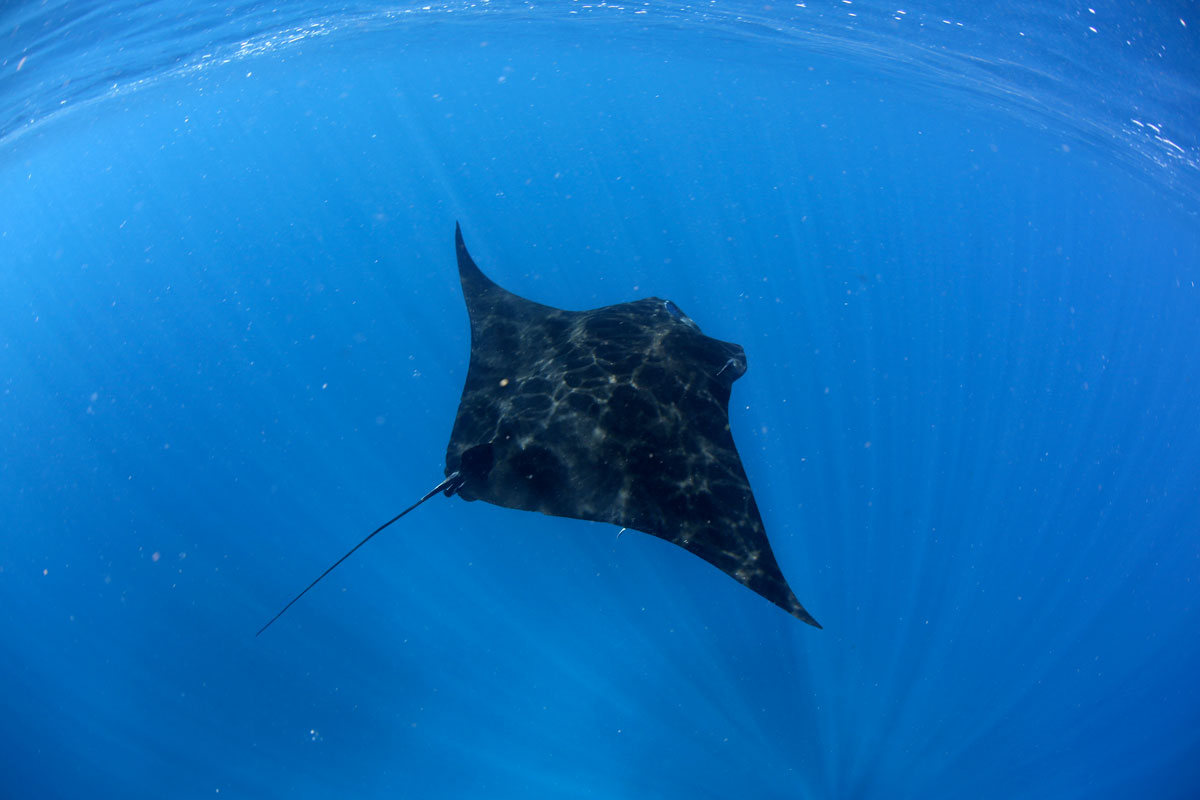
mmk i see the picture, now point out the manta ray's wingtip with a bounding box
[791,604,822,629]
[454,221,482,281]
[455,221,468,261]
[454,222,518,305]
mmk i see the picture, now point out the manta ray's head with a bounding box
[651,297,748,385]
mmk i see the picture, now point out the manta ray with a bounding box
[257,224,819,635]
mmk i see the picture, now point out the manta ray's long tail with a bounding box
[255,472,463,637]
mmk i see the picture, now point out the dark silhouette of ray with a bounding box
[257,224,819,635]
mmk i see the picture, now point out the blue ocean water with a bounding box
[2,1,1198,797]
